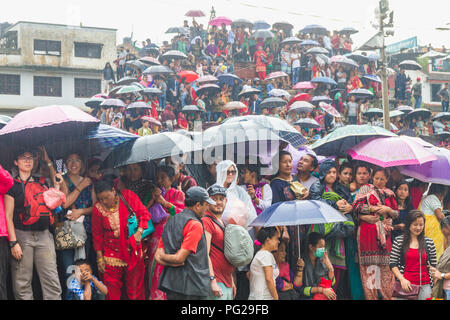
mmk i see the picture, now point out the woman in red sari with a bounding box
[147,165,185,300]
[92,179,150,300]
[253,45,268,80]
[177,112,188,130]
[352,167,399,300]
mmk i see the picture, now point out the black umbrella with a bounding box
[127,102,151,110]
[182,105,202,112]
[143,65,174,76]
[307,47,329,55]
[405,108,432,120]
[166,27,189,34]
[280,37,302,46]
[339,27,358,35]
[125,60,147,72]
[85,97,105,108]
[238,87,261,98]
[345,53,369,65]
[259,97,287,109]
[0,115,11,129]
[435,131,450,140]
[142,87,162,96]
[273,21,294,31]
[116,77,139,86]
[294,118,321,129]
[196,84,221,97]
[399,60,422,71]
[139,56,161,66]
[250,30,274,40]
[231,19,254,29]
[160,50,188,61]
[433,112,450,122]
[311,96,333,106]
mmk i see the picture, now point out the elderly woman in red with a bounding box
[92,179,150,300]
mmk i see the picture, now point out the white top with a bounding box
[256,184,273,211]
[291,53,301,68]
[248,250,279,300]
[299,175,319,191]
[420,194,443,216]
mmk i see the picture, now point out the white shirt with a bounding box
[420,194,442,216]
[291,53,301,69]
[248,250,279,300]
[299,175,319,191]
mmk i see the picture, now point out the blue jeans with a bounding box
[445,289,450,300]
[414,96,422,109]
[291,67,300,85]
[442,101,449,112]
[159,94,166,109]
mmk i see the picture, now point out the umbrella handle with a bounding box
[297,225,301,258]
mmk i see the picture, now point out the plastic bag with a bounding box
[222,197,248,227]
[43,188,66,210]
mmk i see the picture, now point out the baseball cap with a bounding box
[207,185,228,197]
[186,187,216,205]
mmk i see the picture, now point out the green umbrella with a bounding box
[311,124,397,156]
[116,85,143,95]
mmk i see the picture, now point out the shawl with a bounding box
[432,246,450,299]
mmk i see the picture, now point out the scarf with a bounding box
[432,246,450,299]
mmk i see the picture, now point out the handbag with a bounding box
[54,220,87,251]
[393,248,423,300]
[118,191,155,239]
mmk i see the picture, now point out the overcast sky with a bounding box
[1,0,449,48]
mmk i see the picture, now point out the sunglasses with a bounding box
[227,170,237,176]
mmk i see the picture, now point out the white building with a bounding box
[0,21,117,116]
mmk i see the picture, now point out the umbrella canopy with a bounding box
[218,73,242,86]
[268,89,291,98]
[347,136,438,167]
[289,101,314,114]
[405,108,432,120]
[160,50,187,61]
[238,87,261,98]
[396,105,414,114]
[231,19,254,29]
[250,30,274,40]
[143,65,174,76]
[294,118,320,129]
[85,97,105,108]
[253,20,271,30]
[116,77,139,86]
[339,27,358,35]
[311,124,397,156]
[363,108,384,118]
[0,105,99,147]
[311,77,337,86]
[345,53,369,65]
[376,67,396,77]
[399,147,450,185]
[166,27,189,34]
[185,10,205,17]
[116,85,143,95]
[399,60,422,71]
[300,39,320,46]
[178,70,199,83]
[273,21,294,31]
[389,110,405,118]
[311,96,333,106]
[316,54,331,66]
[103,132,204,168]
[266,71,289,80]
[280,37,302,46]
[293,81,315,90]
[259,97,287,109]
[250,200,347,227]
[140,116,162,126]
[335,57,359,69]
[349,88,374,99]
[196,84,221,97]
[223,101,247,111]
[142,87,162,96]
[367,53,381,61]
[301,24,327,35]
[100,98,127,108]
[307,47,329,55]
[197,75,219,84]
[182,105,202,113]
[435,131,450,140]
[139,56,161,66]
[209,16,232,27]
[433,112,450,122]
[320,102,342,118]
[127,102,151,110]
[362,74,382,83]
[125,60,147,72]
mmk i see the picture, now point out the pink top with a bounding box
[0,165,14,237]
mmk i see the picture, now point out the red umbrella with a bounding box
[287,93,311,106]
[209,16,232,27]
[140,116,162,127]
[185,10,206,17]
[178,71,199,83]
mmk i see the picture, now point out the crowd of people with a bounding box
[1,12,450,302]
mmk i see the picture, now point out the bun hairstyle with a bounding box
[94,179,115,195]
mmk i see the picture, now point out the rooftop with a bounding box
[5,21,117,33]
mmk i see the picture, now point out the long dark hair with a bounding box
[393,180,414,212]
[401,210,426,260]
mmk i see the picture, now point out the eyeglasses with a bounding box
[227,170,237,176]
[67,159,82,164]
[18,156,34,162]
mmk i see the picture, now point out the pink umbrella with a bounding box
[292,81,315,90]
[319,102,342,118]
[347,136,438,168]
[140,116,162,127]
[266,71,289,80]
[330,55,345,63]
[185,10,206,17]
[209,16,232,27]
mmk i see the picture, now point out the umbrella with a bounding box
[307,47,329,55]
[345,53,369,65]
[347,136,438,168]
[311,124,397,156]
[435,131,450,140]
[367,53,381,61]
[131,82,145,90]
[196,84,221,97]
[160,50,187,61]
[238,87,261,98]
[139,56,161,66]
[116,77,139,86]
[140,116,162,127]
[125,60,147,72]
[363,108,384,118]
[289,101,314,114]
[335,57,359,69]
[259,97,287,109]
[273,21,294,31]
[218,74,242,86]
[362,74,382,83]
[301,24,327,35]
[209,16,232,27]
[311,77,337,86]
[116,85,143,95]
[280,37,302,46]
[311,96,333,106]
[320,102,342,118]
[142,87,162,96]
[376,67,396,76]
[100,98,127,108]
[389,110,405,118]
[103,132,204,169]
[166,27,189,34]
[330,55,345,63]
[250,30,274,40]
[191,36,202,45]
[253,20,271,30]
[433,112,450,122]
[231,19,254,29]
[268,89,291,98]
[127,102,151,110]
[0,105,100,147]
[108,86,125,97]
[405,108,432,120]
[182,105,202,113]
[293,81,315,90]
[294,118,321,129]
[185,10,205,17]
[399,147,450,185]
[178,70,199,83]
[396,105,414,114]
[143,65,174,76]
[197,75,219,84]
[0,115,11,129]
[316,54,331,66]
[300,40,320,46]
[288,93,312,106]
[266,71,289,80]
[223,101,247,111]
[349,88,374,99]
[399,60,422,71]
[339,27,359,35]
[85,97,105,108]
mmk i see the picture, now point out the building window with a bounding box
[431,84,442,102]
[75,78,101,98]
[34,39,61,56]
[0,74,20,95]
[74,42,102,59]
[34,76,62,97]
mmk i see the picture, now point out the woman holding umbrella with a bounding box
[253,45,268,81]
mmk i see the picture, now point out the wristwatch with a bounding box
[442,273,446,280]
[209,275,216,281]
[9,241,18,249]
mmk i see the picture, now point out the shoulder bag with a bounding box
[118,191,155,239]
[393,248,423,300]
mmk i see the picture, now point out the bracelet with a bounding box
[75,187,82,193]
[47,162,53,167]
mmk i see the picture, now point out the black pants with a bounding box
[165,290,207,300]
[235,271,250,300]
[0,237,9,300]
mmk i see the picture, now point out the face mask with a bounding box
[314,247,325,259]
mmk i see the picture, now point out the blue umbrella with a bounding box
[311,77,337,86]
[362,74,382,83]
[253,20,271,30]
[301,24,327,35]
[218,73,242,86]
[300,39,320,46]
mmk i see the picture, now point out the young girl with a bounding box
[392,180,414,241]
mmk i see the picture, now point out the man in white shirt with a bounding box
[296,154,319,190]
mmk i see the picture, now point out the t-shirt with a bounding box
[347,101,359,117]
[298,175,319,191]
[158,220,203,254]
[291,53,301,69]
[249,250,279,300]
[6,177,52,231]
[438,88,449,101]
[202,213,235,288]
[420,194,442,216]
[280,50,291,66]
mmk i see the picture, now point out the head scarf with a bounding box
[318,159,336,181]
